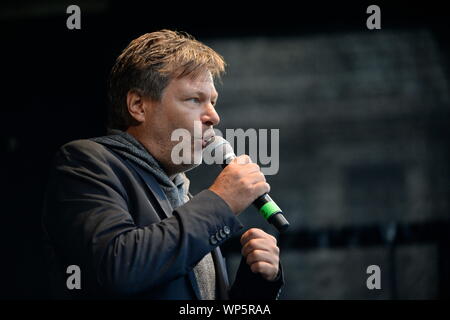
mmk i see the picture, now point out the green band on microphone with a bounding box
[259,201,282,220]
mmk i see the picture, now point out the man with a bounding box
[43,30,283,299]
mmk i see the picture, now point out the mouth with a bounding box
[194,138,208,149]
[202,133,215,148]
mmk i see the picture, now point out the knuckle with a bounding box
[270,235,277,244]
[273,259,279,269]
[240,233,248,245]
[233,167,243,178]
[246,178,255,188]
[241,230,251,241]
[248,251,258,262]
[248,238,260,249]
[250,262,262,273]
[244,185,254,198]
[237,155,251,164]
[256,171,265,181]
[273,247,280,258]
[241,178,251,189]
[249,183,258,195]
[252,183,263,195]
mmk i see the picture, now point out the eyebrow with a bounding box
[190,91,219,101]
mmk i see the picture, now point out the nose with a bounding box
[201,104,220,127]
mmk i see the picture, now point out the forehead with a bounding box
[169,70,218,96]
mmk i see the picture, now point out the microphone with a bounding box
[204,136,290,233]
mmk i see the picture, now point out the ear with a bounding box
[126,89,147,123]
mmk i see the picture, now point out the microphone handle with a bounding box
[221,161,290,233]
[253,193,290,232]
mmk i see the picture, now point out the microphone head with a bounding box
[203,136,235,165]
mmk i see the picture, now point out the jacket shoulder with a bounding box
[49,139,131,204]
[55,139,126,170]
[59,139,112,160]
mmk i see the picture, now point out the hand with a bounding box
[240,228,280,281]
[208,155,270,215]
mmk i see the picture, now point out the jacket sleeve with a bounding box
[43,140,243,296]
[229,258,284,300]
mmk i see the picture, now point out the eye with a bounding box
[188,97,201,104]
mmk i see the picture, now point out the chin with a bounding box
[180,162,201,173]
[182,150,203,171]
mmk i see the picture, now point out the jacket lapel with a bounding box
[125,160,202,299]
[128,161,174,218]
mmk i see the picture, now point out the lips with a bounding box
[202,133,215,148]
[194,137,208,149]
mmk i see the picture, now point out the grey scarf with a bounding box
[91,130,216,300]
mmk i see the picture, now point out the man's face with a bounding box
[142,69,220,175]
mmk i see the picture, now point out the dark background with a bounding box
[0,1,449,299]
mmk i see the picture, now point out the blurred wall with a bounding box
[189,29,450,299]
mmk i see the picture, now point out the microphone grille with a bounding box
[203,136,235,163]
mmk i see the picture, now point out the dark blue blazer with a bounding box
[43,140,283,299]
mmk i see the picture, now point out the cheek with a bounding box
[178,110,203,132]
[163,100,203,134]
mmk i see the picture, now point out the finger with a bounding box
[242,239,280,258]
[240,228,277,246]
[244,171,266,184]
[240,228,269,245]
[231,163,261,178]
[252,181,270,196]
[245,249,279,267]
[243,163,261,174]
[234,154,252,165]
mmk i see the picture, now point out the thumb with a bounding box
[233,154,253,165]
